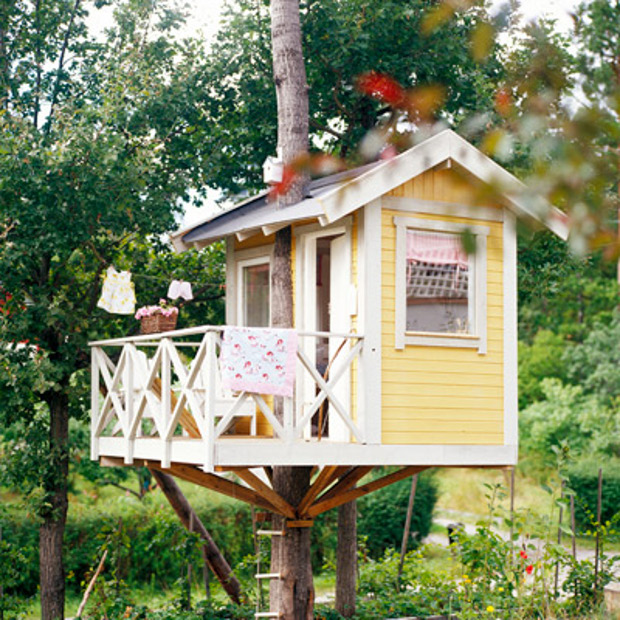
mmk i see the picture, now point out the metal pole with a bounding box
[595,468,603,588]
[570,496,577,560]
[398,474,418,585]
[554,481,564,596]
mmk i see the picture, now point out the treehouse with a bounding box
[90,130,567,518]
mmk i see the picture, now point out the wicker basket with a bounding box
[140,313,177,334]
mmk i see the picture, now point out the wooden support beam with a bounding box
[313,466,373,506]
[307,466,427,518]
[150,468,244,604]
[297,465,348,516]
[145,461,285,515]
[231,468,296,519]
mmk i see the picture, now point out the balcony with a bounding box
[90,326,369,470]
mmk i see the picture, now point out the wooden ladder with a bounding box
[255,525,285,619]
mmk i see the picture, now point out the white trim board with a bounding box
[96,436,517,467]
[383,196,504,223]
[503,211,518,450]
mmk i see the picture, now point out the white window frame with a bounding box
[394,216,489,354]
[235,251,272,327]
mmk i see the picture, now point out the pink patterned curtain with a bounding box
[406,230,468,268]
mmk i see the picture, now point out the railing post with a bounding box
[161,338,172,468]
[91,347,100,460]
[203,331,217,472]
[124,344,135,465]
[283,396,294,443]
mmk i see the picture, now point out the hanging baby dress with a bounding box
[97,266,136,315]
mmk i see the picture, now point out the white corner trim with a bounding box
[393,215,489,353]
[361,200,382,444]
[503,211,518,448]
[384,196,504,223]
[225,239,235,325]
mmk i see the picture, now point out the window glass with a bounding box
[406,230,470,334]
[242,263,270,327]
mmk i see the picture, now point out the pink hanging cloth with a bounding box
[219,327,298,397]
[406,230,468,267]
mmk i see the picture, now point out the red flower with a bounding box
[525,564,534,575]
[519,550,528,560]
[357,71,407,108]
[494,87,513,116]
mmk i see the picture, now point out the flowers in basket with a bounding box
[135,299,179,333]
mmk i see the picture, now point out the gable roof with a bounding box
[171,129,568,252]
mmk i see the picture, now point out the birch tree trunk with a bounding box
[269,1,313,618]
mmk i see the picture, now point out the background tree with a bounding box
[202,0,505,195]
[0,1,218,617]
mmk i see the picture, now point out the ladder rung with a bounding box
[255,613,281,618]
[257,529,286,536]
[255,572,281,579]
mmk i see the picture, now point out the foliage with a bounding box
[0,489,254,600]
[357,470,438,558]
[517,232,618,344]
[564,458,620,531]
[200,0,505,194]
[564,310,620,407]
[518,330,568,409]
[519,379,618,464]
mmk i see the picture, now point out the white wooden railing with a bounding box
[90,326,364,471]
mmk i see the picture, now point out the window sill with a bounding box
[403,331,486,353]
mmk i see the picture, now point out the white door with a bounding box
[327,233,351,442]
[298,227,352,441]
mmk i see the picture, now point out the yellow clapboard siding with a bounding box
[383,381,503,398]
[386,364,503,382]
[382,419,503,433]
[381,409,503,422]
[381,343,502,363]
[382,431,504,445]
[381,394,503,409]
[380,180,505,445]
[382,360,503,374]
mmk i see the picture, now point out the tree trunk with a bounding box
[270,0,314,620]
[335,500,357,618]
[269,0,313,618]
[40,393,69,620]
[270,467,314,620]
[149,468,243,605]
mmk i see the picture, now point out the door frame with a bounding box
[294,219,353,440]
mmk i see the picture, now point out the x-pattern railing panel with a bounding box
[91,327,365,468]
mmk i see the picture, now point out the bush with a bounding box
[1,490,255,599]
[564,458,620,531]
[357,470,438,558]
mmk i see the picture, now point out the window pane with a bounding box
[406,230,470,334]
[242,263,270,327]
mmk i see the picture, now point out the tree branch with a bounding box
[46,0,82,133]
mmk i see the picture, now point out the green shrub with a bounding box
[1,490,255,599]
[564,458,620,531]
[357,470,438,558]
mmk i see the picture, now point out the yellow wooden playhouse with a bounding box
[90,129,567,517]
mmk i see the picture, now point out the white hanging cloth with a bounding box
[97,266,136,315]
[167,279,193,301]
